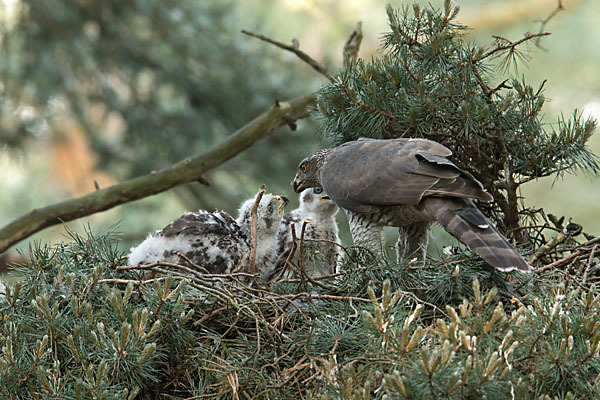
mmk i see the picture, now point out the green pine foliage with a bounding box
[317,2,599,240]
[1,226,600,399]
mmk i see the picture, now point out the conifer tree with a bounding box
[317,2,599,242]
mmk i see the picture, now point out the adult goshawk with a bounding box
[292,138,530,272]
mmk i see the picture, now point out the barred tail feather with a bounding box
[423,198,531,272]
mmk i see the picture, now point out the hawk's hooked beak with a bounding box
[274,195,289,215]
[292,177,306,193]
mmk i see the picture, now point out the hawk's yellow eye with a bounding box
[301,164,307,173]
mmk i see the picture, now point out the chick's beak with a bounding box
[319,195,331,201]
[274,195,289,215]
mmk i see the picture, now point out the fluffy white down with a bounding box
[0,280,6,303]
[276,188,340,279]
[128,232,195,266]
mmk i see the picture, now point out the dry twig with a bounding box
[343,22,363,69]
[478,32,551,62]
[529,231,567,265]
[242,30,334,82]
[535,0,564,46]
[249,185,266,275]
[581,244,597,286]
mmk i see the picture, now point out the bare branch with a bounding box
[0,93,317,254]
[116,262,258,280]
[534,250,580,273]
[343,22,363,69]
[263,292,371,303]
[528,231,567,265]
[241,29,334,82]
[249,185,266,275]
[296,219,331,290]
[478,32,551,63]
[175,251,211,274]
[97,277,167,285]
[535,0,565,46]
[298,218,309,271]
[581,244,597,286]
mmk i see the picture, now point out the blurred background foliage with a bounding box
[0,0,599,266]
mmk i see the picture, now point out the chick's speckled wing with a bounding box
[127,210,249,275]
[160,211,243,238]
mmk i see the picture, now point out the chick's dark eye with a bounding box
[267,205,273,213]
[314,187,323,194]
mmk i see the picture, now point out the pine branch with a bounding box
[335,79,399,125]
[0,93,317,254]
[478,31,551,63]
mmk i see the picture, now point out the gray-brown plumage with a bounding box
[292,138,531,272]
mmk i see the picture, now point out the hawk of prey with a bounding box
[292,138,531,272]
[128,193,288,281]
[274,187,341,279]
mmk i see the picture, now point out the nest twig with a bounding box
[250,185,266,276]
